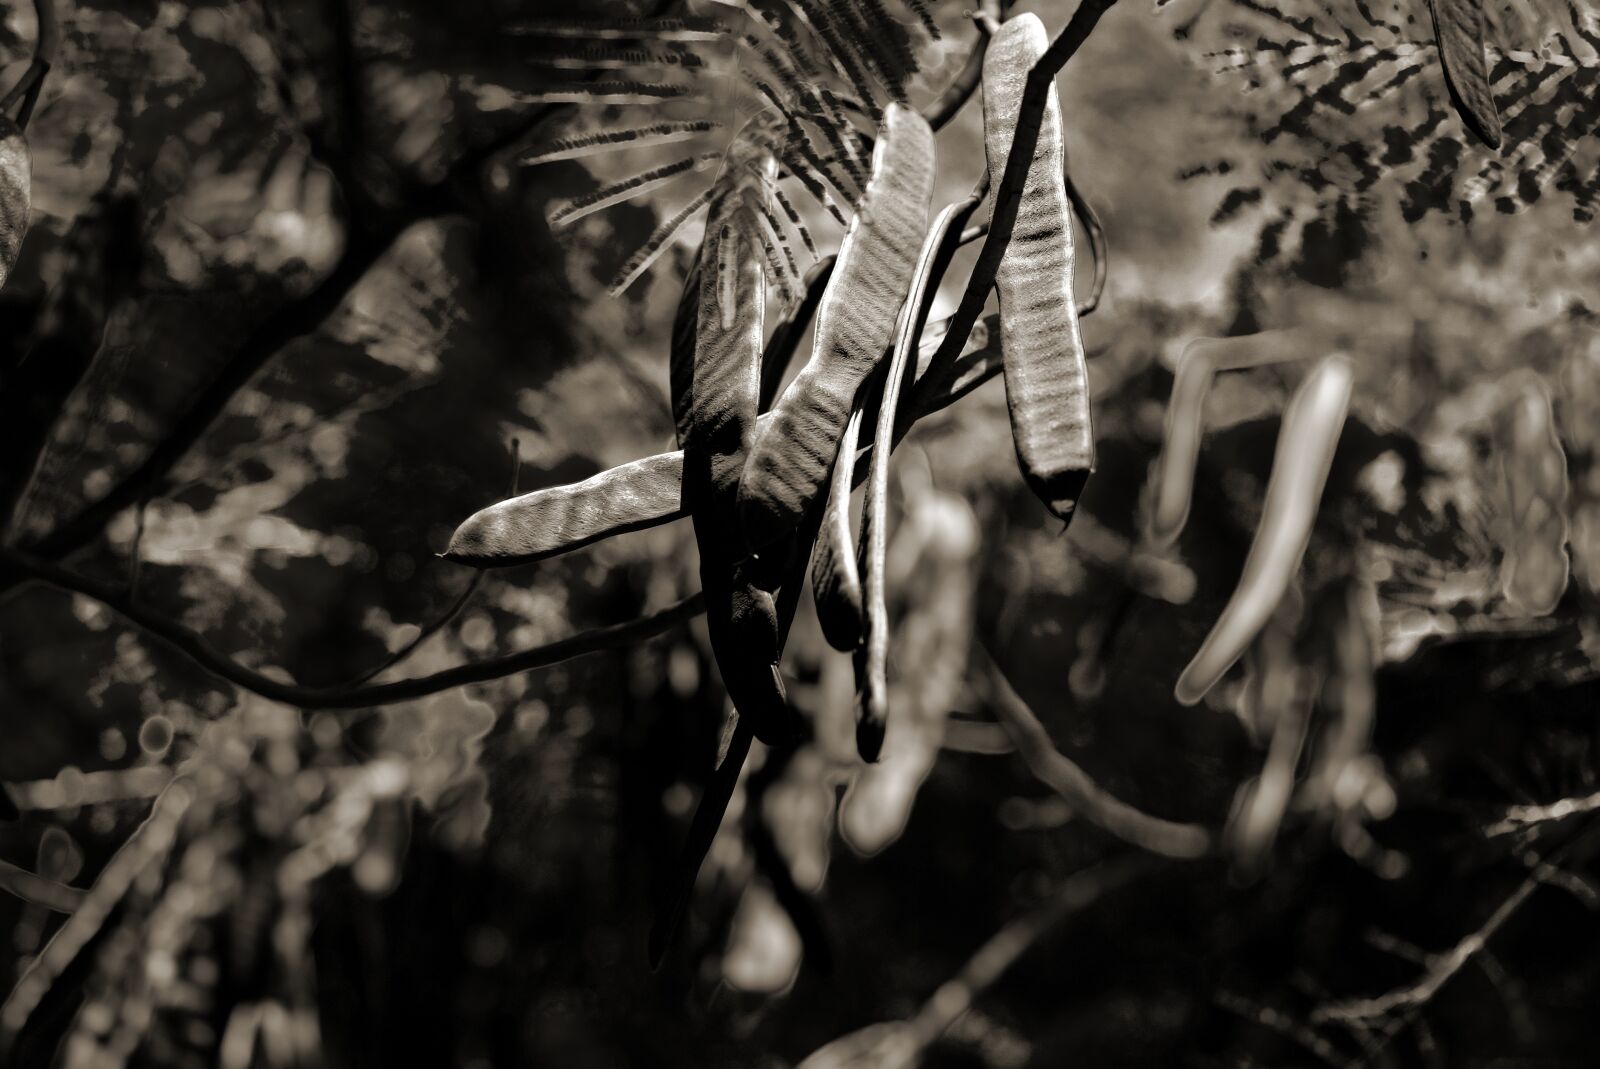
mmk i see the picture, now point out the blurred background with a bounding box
[1,0,1598,1065]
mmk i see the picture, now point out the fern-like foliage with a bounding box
[510,0,948,295]
[1164,0,1600,260]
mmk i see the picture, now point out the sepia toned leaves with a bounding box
[1426,0,1503,149]
[740,103,936,550]
[982,13,1094,523]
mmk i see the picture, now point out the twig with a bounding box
[977,645,1214,859]
[0,859,83,914]
[797,856,1157,1068]
[922,0,1123,380]
[1064,170,1107,315]
[0,547,702,710]
[1486,789,1600,837]
[6,766,173,810]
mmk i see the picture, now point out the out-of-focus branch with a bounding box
[0,547,702,710]
[1486,789,1600,837]
[0,859,83,915]
[797,856,1156,1069]
[977,645,1214,859]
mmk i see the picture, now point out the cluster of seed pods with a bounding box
[447,1,1586,955]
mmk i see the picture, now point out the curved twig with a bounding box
[0,548,701,711]
[977,645,1214,859]
[1064,170,1107,315]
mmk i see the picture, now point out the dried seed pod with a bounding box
[444,319,1004,569]
[810,406,865,651]
[0,115,31,292]
[740,102,935,550]
[1144,329,1314,549]
[856,199,970,762]
[982,13,1093,522]
[1174,354,1353,706]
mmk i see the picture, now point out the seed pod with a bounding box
[810,406,865,650]
[1144,329,1314,549]
[444,319,1005,568]
[740,102,935,550]
[0,115,31,292]
[982,13,1093,523]
[856,199,970,762]
[1174,354,1353,706]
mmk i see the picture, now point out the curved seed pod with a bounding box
[810,406,865,650]
[982,14,1093,523]
[1144,329,1313,550]
[740,102,935,550]
[856,200,970,762]
[444,318,1005,569]
[0,116,30,292]
[679,120,797,747]
[1425,0,1502,150]
[1174,354,1353,706]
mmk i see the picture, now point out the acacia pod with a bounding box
[1144,329,1313,549]
[0,115,30,292]
[1425,0,1502,150]
[443,318,1005,569]
[810,406,865,650]
[856,200,969,762]
[739,102,935,550]
[1174,354,1353,706]
[982,13,1093,523]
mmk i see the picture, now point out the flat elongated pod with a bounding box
[1426,0,1502,150]
[856,200,968,762]
[810,407,865,650]
[1174,354,1353,706]
[982,14,1093,523]
[684,196,793,746]
[444,453,685,566]
[444,319,1006,568]
[739,103,935,550]
[1144,329,1313,549]
[0,116,30,291]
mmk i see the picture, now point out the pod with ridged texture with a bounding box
[739,102,935,550]
[0,115,30,291]
[443,319,1006,567]
[982,13,1094,523]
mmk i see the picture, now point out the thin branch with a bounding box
[1,0,60,128]
[797,856,1157,1068]
[0,548,702,710]
[0,859,83,915]
[5,767,173,811]
[1486,789,1600,837]
[923,0,1123,379]
[977,644,1214,859]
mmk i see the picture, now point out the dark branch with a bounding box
[0,548,702,710]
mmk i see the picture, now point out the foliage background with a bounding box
[1,0,1598,1066]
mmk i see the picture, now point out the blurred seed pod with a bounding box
[0,114,31,291]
